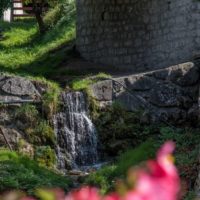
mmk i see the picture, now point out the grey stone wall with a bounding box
[90,61,200,124]
[76,0,199,72]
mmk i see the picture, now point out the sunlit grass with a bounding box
[0,17,75,77]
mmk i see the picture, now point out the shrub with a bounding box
[15,104,39,127]
[0,149,71,194]
[95,103,157,156]
[35,120,55,145]
[34,146,56,168]
[44,5,63,28]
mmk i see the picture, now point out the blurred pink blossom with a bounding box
[17,141,180,200]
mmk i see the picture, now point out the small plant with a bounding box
[42,83,61,119]
[35,120,55,145]
[34,146,56,168]
[15,104,39,127]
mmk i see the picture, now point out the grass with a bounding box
[71,73,112,91]
[0,16,75,78]
[0,149,71,194]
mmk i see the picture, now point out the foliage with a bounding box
[44,0,76,29]
[2,142,180,200]
[95,103,157,156]
[42,83,61,119]
[15,104,39,126]
[85,140,156,194]
[115,139,156,175]
[156,126,200,191]
[71,73,111,91]
[34,120,55,144]
[0,149,71,194]
[34,146,56,168]
[0,0,11,18]
[44,4,63,28]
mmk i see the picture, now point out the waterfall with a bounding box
[53,91,98,170]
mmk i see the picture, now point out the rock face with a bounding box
[0,76,42,103]
[90,62,200,124]
[0,75,43,150]
[76,0,200,72]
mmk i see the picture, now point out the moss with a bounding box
[42,82,61,119]
[85,88,100,120]
[71,73,111,91]
[34,146,56,168]
[15,104,39,126]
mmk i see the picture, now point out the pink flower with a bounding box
[125,141,180,200]
[104,193,121,200]
[65,187,101,200]
[17,141,180,200]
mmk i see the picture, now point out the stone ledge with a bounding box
[90,61,200,124]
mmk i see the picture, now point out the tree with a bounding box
[24,0,60,34]
[0,0,11,18]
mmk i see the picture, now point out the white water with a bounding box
[53,91,98,170]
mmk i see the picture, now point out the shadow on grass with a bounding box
[0,17,76,79]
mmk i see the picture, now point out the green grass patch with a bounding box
[0,149,71,194]
[71,73,112,91]
[0,8,75,78]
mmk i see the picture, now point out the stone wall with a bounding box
[90,61,200,124]
[76,0,200,72]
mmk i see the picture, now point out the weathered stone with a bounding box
[149,84,183,107]
[0,127,22,148]
[125,76,155,91]
[91,80,113,101]
[90,62,200,124]
[1,77,40,98]
[168,62,199,86]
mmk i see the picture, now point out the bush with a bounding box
[0,0,11,18]
[43,0,76,29]
[15,104,39,126]
[34,120,55,145]
[0,150,71,194]
[95,103,157,156]
[44,5,63,28]
[34,146,56,168]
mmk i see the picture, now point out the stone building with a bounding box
[76,0,200,72]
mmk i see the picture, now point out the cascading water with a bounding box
[53,91,98,170]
